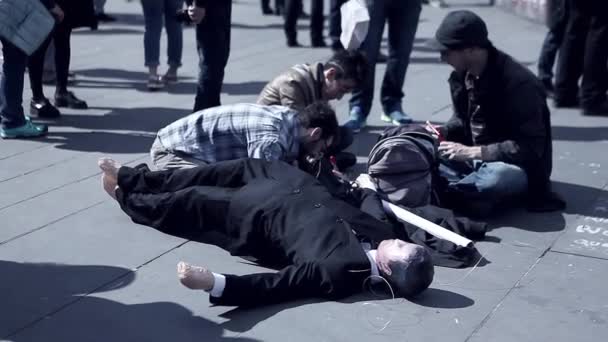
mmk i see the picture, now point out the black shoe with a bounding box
[334,151,357,171]
[54,91,88,109]
[376,51,388,63]
[287,40,302,48]
[30,98,61,118]
[299,11,310,19]
[541,79,555,99]
[262,6,273,14]
[96,13,116,22]
[311,39,327,48]
[554,96,579,108]
[582,100,608,116]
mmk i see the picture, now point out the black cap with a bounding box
[427,10,490,51]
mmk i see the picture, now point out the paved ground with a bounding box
[2,1,607,341]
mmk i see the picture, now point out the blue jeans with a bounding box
[439,160,528,214]
[0,39,27,129]
[193,0,232,112]
[349,0,421,118]
[141,0,184,68]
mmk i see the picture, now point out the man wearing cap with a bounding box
[427,10,565,216]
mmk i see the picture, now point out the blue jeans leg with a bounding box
[349,0,387,118]
[164,0,184,68]
[380,0,421,112]
[142,0,163,68]
[193,1,232,111]
[0,39,27,129]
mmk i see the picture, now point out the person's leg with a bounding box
[579,2,608,114]
[0,39,27,129]
[447,161,528,215]
[538,0,568,93]
[142,0,164,89]
[347,0,387,131]
[261,0,272,14]
[163,0,184,81]
[329,0,348,50]
[53,21,88,108]
[193,0,232,111]
[150,137,204,170]
[0,39,48,138]
[554,0,588,106]
[99,157,275,194]
[283,0,302,46]
[27,35,61,118]
[310,0,325,46]
[380,0,421,125]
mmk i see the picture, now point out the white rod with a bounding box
[382,200,473,248]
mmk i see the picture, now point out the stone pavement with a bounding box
[1,1,607,341]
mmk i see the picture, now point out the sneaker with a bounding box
[0,118,48,139]
[54,91,88,109]
[147,75,165,90]
[344,107,367,133]
[161,72,178,84]
[381,109,413,125]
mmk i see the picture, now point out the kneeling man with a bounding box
[99,157,434,307]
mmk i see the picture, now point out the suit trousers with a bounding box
[116,159,273,236]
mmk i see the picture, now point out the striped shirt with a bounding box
[156,103,302,163]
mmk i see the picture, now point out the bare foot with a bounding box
[98,157,121,181]
[177,261,214,291]
[102,173,118,200]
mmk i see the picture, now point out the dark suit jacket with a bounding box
[116,159,400,307]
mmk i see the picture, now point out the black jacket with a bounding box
[445,46,556,205]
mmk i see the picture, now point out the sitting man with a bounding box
[427,10,565,215]
[98,157,434,307]
[257,50,368,170]
[150,102,338,170]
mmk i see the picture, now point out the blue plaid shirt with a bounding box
[156,104,302,163]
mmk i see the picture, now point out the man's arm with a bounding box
[249,139,290,162]
[479,83,548,165]
[209,262,351,306]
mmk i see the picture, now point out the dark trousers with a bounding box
[554,0,608,107]
[283,0,324,44]
[349,0,421,117]
[28,35,54,101]
[193,1,232,112]
[53,20,74,94]
[329,0,348,49]
[116,159,272,235]
[0,39,28,129]
[538,0,568,83]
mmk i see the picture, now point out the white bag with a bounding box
[339,0,370,51]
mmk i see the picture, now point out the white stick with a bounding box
[382,200,473,248]
[355,173,473,248]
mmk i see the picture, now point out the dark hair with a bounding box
[297,102,339,140]
[324,50,368,86]
[385,246,434,298]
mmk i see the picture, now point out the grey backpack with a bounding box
[367,131,439,207]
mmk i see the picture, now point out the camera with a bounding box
[175,9,193,24]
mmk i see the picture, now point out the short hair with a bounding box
[297,102,339,140]
[324,50,368,86]
[385,246,434,298]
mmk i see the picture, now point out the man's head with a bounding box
[296,102,339,158]
[375,239,434,298]
[322,50,368,100]
[428,10,492,74]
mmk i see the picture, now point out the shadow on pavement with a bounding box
[218,288,474,333]
[552,126,608,142]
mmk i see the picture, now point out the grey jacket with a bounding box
[0,0,55,55]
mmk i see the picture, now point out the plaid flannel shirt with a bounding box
[156,104,302,163]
